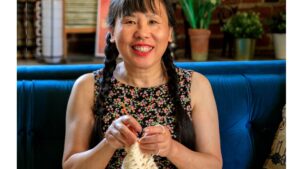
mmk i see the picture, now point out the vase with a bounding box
[235,38,256,60]
[42,0,64,64]
[273,33,286,59]
[188,29,211,61]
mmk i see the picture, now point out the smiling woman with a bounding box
[62,0,222,169]
[109,0,173,69]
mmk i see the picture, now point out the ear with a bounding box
[168,27,173,43]
[109,28,115,43]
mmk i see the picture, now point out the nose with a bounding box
[134,21,150,40]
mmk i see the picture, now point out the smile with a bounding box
[131,44,154,57]
[132,46,153,52]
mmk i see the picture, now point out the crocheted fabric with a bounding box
[93,67,193,169]
[122,142,158,169]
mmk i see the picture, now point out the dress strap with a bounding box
[92,69,104,114]
[175,67,193,120]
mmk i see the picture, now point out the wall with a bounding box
[67,0,286,60]
[173,0,286,60]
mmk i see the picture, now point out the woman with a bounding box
[62,0,222,168]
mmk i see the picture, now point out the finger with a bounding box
[143,125,167,135]
[105,132,124,149]
[139,143,162,155]
[110,128,129,147]
[121,115,142,133]
[139,143,159,151]
[139,134,164,144]
[113,122,137,144]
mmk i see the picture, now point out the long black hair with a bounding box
[90,0,195,151]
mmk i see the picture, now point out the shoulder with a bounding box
[69,72,97,106]
[191,71,211,89]
[190,71,213,109]
[66,72,98,120]
[73,73,95,90]
[73,68,103,90]
[175,67,210,88]
[66,73,96,122]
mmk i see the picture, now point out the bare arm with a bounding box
[62,73,115,169]
[62,73,142,169]
[168,72,222,169]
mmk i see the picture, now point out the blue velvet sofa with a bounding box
[17,60,286,169]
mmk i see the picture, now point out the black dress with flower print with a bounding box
[93,67,193,169]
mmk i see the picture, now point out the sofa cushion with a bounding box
[17,61,286,169]
[209,73,285,169]
[17,80,74,169]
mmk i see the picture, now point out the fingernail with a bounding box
[144,128,149,133]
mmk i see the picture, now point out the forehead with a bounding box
[117,0,166,17]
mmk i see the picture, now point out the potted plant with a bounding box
[222,11,263,60]
[179,0,221,61]
[269,12,286,59]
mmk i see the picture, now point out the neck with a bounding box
[114,61,167,88]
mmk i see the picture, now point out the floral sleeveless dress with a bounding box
[93,67,193,169]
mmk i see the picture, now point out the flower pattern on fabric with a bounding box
[93,67,193,169]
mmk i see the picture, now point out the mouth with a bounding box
[131,44,154,57]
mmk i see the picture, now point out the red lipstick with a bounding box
[131,43,154,57]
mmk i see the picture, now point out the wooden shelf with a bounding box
[64,27,96,58]
[65,27,96,34]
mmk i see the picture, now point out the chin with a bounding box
[131,58,159,69]
[133,61,154,69]
[122,52,163,69]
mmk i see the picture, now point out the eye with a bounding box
[123,19,136,25]
[149,20,159,25]
[122,18,136,25]
[126,20,136,24]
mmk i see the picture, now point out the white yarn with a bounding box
[122,142,158,169]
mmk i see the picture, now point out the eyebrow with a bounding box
[123,12,161,19]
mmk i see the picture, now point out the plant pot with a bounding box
[188,29,211,61]
[273,33,286,59]
[235,38,256,60]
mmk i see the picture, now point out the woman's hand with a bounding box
[105,115,142,150]
[139,125,175,157]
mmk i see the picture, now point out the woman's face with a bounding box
[110,1,173,69]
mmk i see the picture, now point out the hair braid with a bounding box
[162,46,195,150]
[90,33,119,148]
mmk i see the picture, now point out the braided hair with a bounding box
[162,46,195,150]
[90,0,195,150]
[90,33,119,147]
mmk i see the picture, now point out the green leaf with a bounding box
[221,12,264,38]
[179,0,220,29]
[179,0,196,28]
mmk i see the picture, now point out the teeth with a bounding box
[133,46,153,52]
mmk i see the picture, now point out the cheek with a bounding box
[154,28,171,44]
[115,31,127,43]
[115,30,131,50]
[114,25,130,43]
[154,31,170,52]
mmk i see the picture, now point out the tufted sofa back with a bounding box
[17,60,286,169]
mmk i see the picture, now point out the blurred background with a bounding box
[17,0,286,65]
